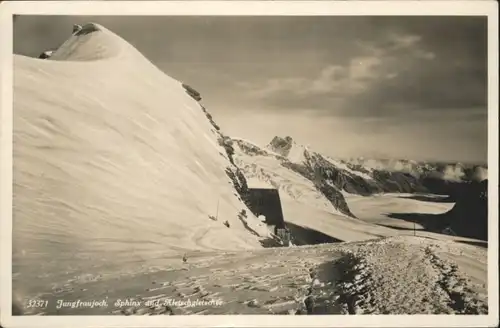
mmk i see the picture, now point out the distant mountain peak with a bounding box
[267,135,313,163]
[268,136,294,157]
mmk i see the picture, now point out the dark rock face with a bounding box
[276,154,356,218]
[308,153,382,196]
[225,167,249,199]
[73,23,100,36]
[202,111,251,208]
[313,181,356,217]
[180,94,254,225]
[219,136,236,165]
[246,188,286,229]
[182,83,202,102]
[201,106,220,131]
[445,179,488,241]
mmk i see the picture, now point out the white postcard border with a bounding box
[1,1,498,327]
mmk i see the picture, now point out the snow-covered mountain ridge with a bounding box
[13,23,273,299]
[234,135,487,197]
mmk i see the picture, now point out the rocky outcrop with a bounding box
[307,153,382,196]
[200,106,220,131]
[73,23,100,36]
[233,139,270,157]
[182,83,202,102]
[190,95,251,208]
[269,136,294,157]
[313,181,356,217]
[38,50,54,59]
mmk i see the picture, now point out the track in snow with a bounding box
[16,236,487,315]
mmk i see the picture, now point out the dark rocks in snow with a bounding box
[38,50,54,59]
[199,104,252,219]
[314,181,356,218]
[73,24,83,34]
[233,139,269,157]
[219,136,236,165]
[269,136,294,157]
[73,23,100,36]
[445,179,488,241]
[201,106,220,131]
[225,167,249,198]
[280,159,356,218]
[304,295,315,314]
[182,83,202,101]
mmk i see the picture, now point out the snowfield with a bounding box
[11,22,490,317]
[17,236,487,316]
[13,23,270,302]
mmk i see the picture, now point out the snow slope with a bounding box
[17,236,487,316]
[13,23,270,299]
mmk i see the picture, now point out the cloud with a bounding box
[238,23,485,121]
[13,15,487,163]
[15,16,485,118]
[239,31,439,112]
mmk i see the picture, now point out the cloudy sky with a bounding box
[14,15,488,163]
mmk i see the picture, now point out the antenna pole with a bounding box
[216,198,220,220]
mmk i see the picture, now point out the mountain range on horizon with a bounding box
[229,134,488,240]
